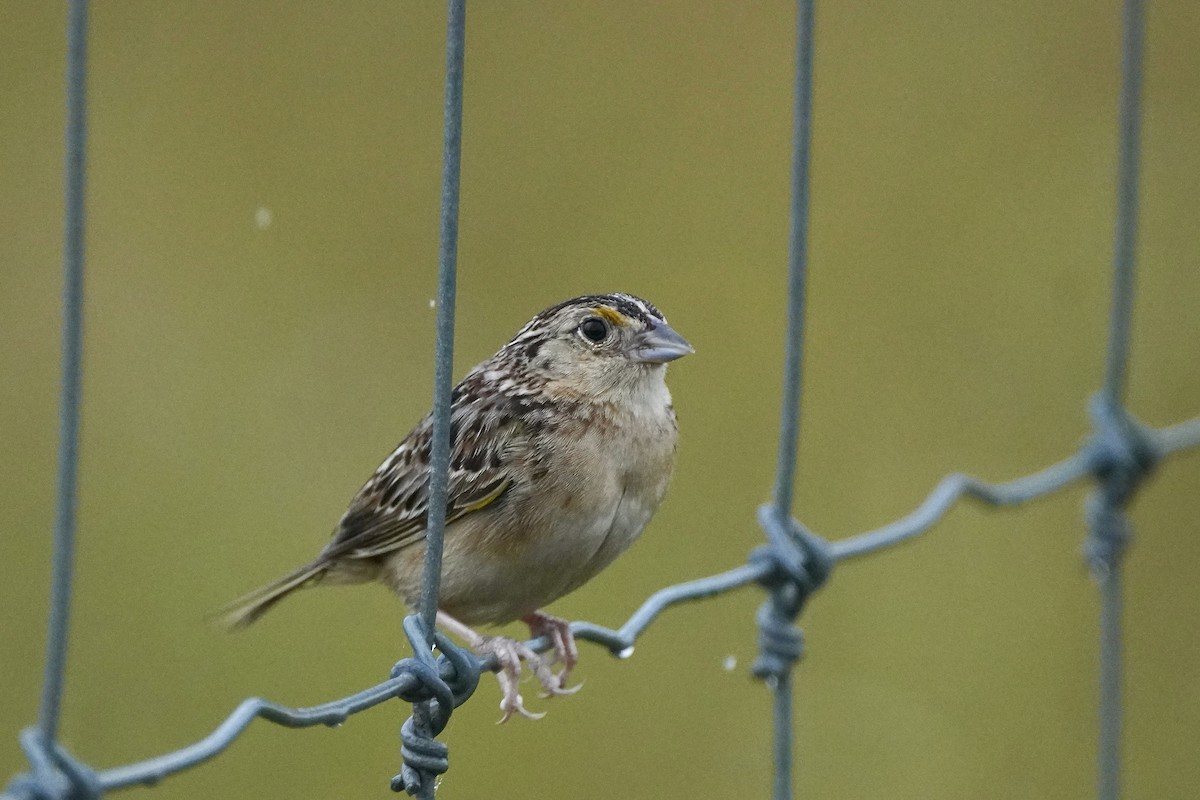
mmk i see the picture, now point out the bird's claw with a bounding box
[497,686,545,723]
[474,635,562,723]
[537,679,583,700]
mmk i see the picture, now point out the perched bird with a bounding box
[221,293,692,720]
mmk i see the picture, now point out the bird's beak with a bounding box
[628,321,694,364]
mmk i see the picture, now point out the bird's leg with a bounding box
[436,610,566,723]
[521,610,581,692]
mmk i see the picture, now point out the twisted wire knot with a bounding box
[1087,394,1158,507]
[3,731,100,800]
[754,505,833,593]
[1083,394,1160,577]
[391,716,449,795]
[1083,491,1132,578]
[390,616,481,796]
[752,583,807,681]
[750,505,834,681]
[2,775,56,800]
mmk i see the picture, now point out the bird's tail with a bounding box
[215,561,327,629]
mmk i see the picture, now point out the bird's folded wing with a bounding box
[321,406,519,561]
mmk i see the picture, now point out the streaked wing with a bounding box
[322,380,521,561]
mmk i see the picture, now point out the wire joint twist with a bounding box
[389,615,480,795]
[1083,393,1159,577]
[750,505,834,681]
[2,730,100,800]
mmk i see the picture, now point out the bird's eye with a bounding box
[578,316,610,344]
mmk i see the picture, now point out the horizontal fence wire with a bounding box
[5,406,1198,798]
[4,0,1199,799]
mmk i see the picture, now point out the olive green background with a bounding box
[2,3,1198,799]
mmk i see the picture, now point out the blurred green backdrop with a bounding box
[3,2,1198,798]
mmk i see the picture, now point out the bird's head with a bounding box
[501,293,693,399]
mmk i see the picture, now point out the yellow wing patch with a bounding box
[452,476,511,519]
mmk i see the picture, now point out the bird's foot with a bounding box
[435,610,573,723]
[522,610,582,694]
[475,635,570,723]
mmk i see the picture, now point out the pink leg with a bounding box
[522,610,582,693]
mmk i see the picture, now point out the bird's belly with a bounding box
[387,406,677,627]
[428,485,657,626]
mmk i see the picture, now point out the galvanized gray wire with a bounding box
[759,2,816,798]
[3,1,1197,799]
[396,2,471,797]
[418,0,467,644]
[38,0,89,759]
[1092,1,1146,796]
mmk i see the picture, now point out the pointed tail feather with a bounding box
[215,562,326,629]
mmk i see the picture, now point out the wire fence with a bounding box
[5,0,1199,799]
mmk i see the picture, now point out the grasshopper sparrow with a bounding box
[222,293,692,720]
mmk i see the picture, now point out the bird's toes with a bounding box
[474,635,552,721]
[524,611,580,685]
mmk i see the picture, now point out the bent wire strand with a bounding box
[1,408,1193,800]
[4,395,1197,794]
[8,396,1194,799]
[4,411,1190,799]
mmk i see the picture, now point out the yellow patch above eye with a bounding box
[593,306,626,326]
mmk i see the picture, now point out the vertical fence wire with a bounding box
[772,0,815,522]
[418,0,466,643]
[1102,0,1144,408]
[37,0,90,749]
[1097,570,1123,800]
[1096,1,1144,798]
[768,1,815,799]
[408,3,467,799]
